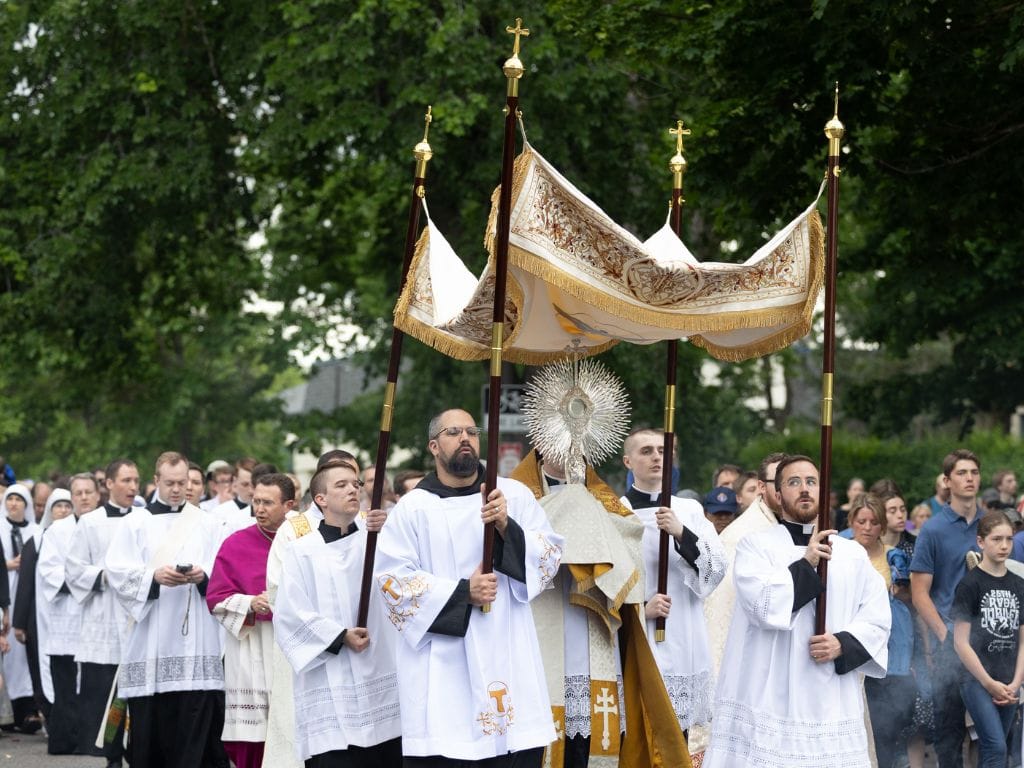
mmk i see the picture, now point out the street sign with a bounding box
[481,383,528,433]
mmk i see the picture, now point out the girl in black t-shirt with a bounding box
[952,511,1024,768]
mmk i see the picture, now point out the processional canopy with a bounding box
[395,143,824,365]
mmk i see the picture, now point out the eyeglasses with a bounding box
[432,425,483,440]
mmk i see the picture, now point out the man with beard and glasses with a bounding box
[375,409,564,767]
[703,455,891,768]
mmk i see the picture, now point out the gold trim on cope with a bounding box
[821,373,834,426]
[490,322,505,377]
[663,384,676,433]
[380,382,396,432]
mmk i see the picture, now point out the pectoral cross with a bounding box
[506,18,530,56]
[669,120,691,155]
[594,686,618,751]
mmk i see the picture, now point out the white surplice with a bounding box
[37,515,83,658]
[212,498,255,535]
[702,496,776,679]
[704,525,890,768]
[261,506,323,768]
[66,506,132,665]
[375,477,564,760]
[620,491,725,731]
[690,495,776,754]
[104,503,225,698]
[275,524,401,761]
[0,504,39,700]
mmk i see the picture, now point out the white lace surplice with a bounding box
[374,478,564,760]
[66,510,132,665]
[104,506,225,698]
[704,526,890,768]
[274,526,401,762]
[621,493,726,731]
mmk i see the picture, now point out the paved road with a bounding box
[0,731,105,767]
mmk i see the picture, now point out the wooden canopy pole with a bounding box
[356,107,434,627]
[481,18,530,613]
[655,120,691,642]
[815,84,844,635]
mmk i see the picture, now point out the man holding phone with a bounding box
[105,451,228,768]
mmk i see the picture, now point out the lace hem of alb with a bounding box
[663,670,714,729]
[563,674,626,739]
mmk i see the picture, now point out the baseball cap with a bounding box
[704,486,738,515]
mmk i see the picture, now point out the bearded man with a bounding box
[704,454,890,768]
[375,408,564,767]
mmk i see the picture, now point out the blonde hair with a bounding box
[849,492,886,534]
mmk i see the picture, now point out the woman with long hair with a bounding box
[850,492,916,768]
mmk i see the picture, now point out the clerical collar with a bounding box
[318,519,359,543]
[233,497,247,510]
[417,465,485,498]
[543,473,564,487]
[625,485,664,509]
[147,493,183,515]
[781,518,816,546]
[6,517,28,529]
[104,502,132,518]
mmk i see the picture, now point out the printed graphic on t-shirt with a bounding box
[980,588,1020,652]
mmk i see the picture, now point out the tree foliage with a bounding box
[1,0,1019,484]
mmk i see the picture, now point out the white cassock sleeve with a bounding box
[211,594,255,640]
[104,517,156,624]
[500,484,563,604]
[733,533,801,631]
[65,521,103,604]
[37,532,69,603]
[274,545,346,674]
[676,504,727,599]
[835,549,890,678]
[374,503,467,653]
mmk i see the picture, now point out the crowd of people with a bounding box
[0,433,1021,768]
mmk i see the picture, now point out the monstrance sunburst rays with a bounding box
[521,356,631,483]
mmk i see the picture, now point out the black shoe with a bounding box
[105,761,123,768]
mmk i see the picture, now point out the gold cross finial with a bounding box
[506,18,530,56]
[669,120,691,154]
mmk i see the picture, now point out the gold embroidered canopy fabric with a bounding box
[395,144,824,363]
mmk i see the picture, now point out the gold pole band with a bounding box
[821,373,834,426]
[380,382,397,432]
[663,384,676,433]
[490,322,505,377]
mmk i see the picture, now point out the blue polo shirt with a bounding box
[909,504,980,626]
